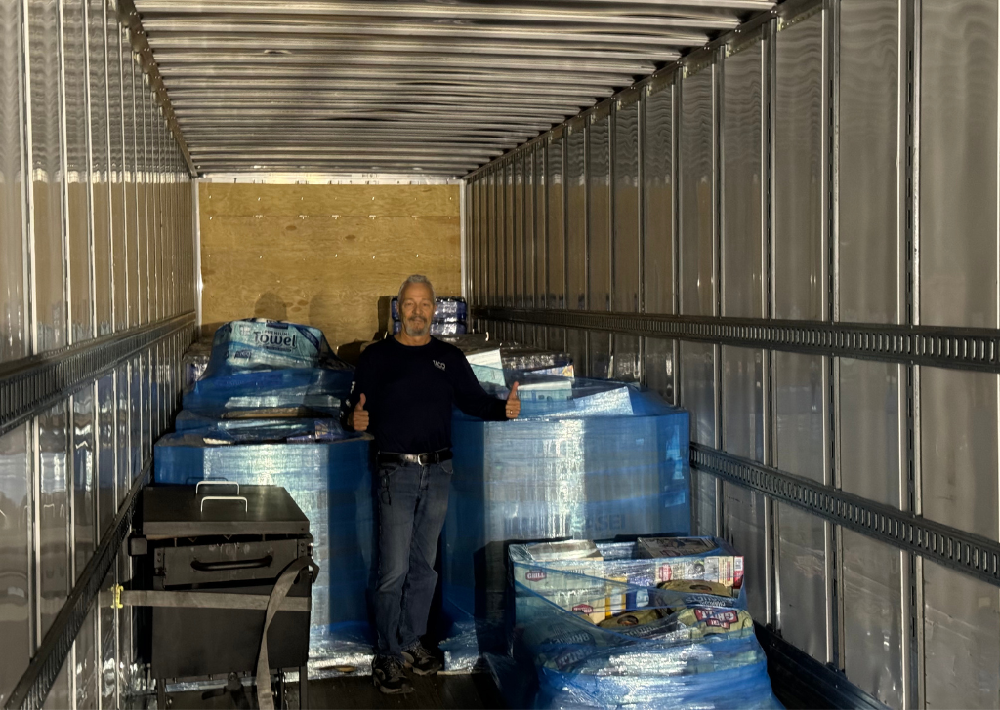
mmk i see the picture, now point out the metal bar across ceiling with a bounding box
[134,0,776,175]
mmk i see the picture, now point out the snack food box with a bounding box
[637,536,744,592]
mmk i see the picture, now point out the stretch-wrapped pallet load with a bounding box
[153,423,376,674]
[440,376,690,670]
[494,538,781,709]
[184,319,353,418]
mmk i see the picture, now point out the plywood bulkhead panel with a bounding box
[199,182,461,349]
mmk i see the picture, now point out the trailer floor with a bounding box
[161,673,507,709]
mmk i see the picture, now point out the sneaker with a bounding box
[372,655,412,695]
[401,643,443,676]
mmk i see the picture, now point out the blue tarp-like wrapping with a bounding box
[173,410,351,443]
[183,367,354,418]
[153,428,377,672]
[183,320,354,418]
[439,378,691,671]
[494,539,782,709]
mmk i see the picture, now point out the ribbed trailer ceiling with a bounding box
[135,0,775,176]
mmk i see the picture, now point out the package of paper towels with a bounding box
[204,319,349,376]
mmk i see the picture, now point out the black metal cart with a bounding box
[130,483,314,709]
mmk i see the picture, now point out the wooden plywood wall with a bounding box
[198,182,461,349]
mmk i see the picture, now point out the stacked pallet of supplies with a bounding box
[390,295,468,335]
[438,375,690,671]
[154,319,377,675]
[489,537,782,709]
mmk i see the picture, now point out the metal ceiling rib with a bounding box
[134,0,775,176]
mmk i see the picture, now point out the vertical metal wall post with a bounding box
[826,0,843,670]
[636,87,646,382]
[712,53,725,538]
[761,16,776,628]
[908,0,925,705]
[766,13,781,633]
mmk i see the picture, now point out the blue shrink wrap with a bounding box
[439,378,690,670]
[153,428,376,671]
[173,411,351,443]
[500,539,781,709]
[183,367,354,419]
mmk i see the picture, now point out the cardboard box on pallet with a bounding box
[637,536,744,592]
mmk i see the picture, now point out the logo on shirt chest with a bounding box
[433,360,446,371]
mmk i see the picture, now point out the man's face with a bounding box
[399,283,436,337]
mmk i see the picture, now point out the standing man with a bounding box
[345,275,520,694]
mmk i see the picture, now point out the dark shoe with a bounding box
[372,655,412,695]
[401,643,443,676]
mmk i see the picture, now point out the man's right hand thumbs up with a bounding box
[349,393,369,432]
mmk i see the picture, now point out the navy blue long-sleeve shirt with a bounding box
[345,336,507,453]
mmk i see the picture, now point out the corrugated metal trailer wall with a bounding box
[467,0,1000,708]
[0,0,195,707]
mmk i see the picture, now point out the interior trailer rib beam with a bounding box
[189,147,506,159]
[527,0,771,7]
[174,113,561,132]
[173,105,582,121]
[187,142,509,153]
[166,89,607,106]
[169,97,589,111]
[179,129,534,142]
[146,34,684,60]
[155,65,641,87]
[185,137,521,149]
[174,118,550,133]
[163,79,616,99]
[149,51,658,75]
[133,0,740,30]
[141,18,701,47]
[193,164,477,175]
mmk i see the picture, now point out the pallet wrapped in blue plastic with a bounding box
[439,374,691,670]
[487,538,781,709]
[183,319,354,418]
[153,419,377,673]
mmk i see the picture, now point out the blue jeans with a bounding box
[374,459,453,659]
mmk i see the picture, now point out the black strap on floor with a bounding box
[256,556,315,710]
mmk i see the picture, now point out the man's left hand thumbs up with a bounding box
[505,381,521,419]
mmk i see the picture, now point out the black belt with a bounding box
[377,449,453,466]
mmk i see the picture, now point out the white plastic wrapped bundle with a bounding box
[439,378,690,670]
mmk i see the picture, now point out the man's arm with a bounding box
[451,352,518,421]
[342,349,373,431]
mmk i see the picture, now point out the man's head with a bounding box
[397,275,436,338]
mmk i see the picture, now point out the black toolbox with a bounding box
[135,483,314,707]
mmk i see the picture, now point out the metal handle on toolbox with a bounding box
[196,480,240,496]
[190,555,273,572]
[200,495,248,512]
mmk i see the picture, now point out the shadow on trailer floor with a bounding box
[161,673,507,709]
